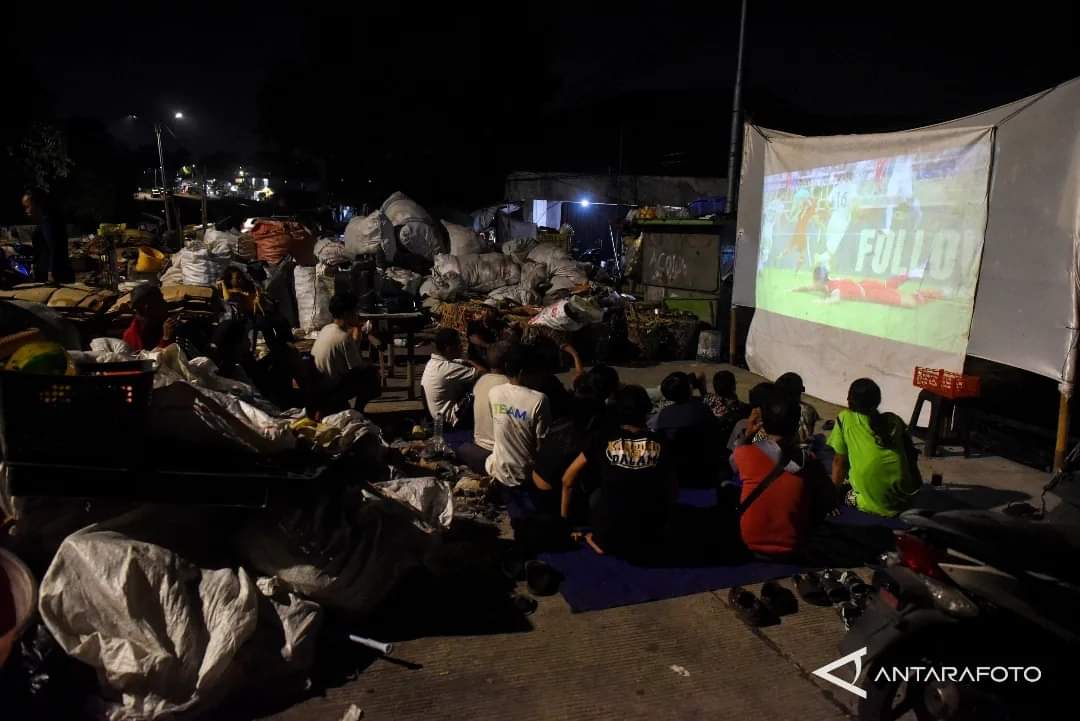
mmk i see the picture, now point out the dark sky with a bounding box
[9,1,1080,206]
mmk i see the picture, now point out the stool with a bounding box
[909,390,974,458]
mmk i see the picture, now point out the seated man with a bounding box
[466,305,508,369]
[728,382,775,452]
[421,327,483,428]
[732,389,834,557]
[522,343,583,420]
[123,284,177,352]
[703,370,750,425]
[530,370,610,518]
[562,385,675,559]
[653,372,719,484]
[774,371,820,448]
[485,344,551,487]
[311,291,381,415]
[456,341,511,474]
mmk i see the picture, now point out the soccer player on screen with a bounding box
[816,171,859,272]
[779,184,818,272]
[793,266,942,308]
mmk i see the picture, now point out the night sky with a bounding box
[8,1,1080,210]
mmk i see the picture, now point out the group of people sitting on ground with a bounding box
[420,322,923,562]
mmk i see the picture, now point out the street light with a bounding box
[174,111,184,119]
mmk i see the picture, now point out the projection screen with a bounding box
[755,132,993,355]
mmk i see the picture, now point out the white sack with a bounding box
[295,265,333,334]
[179,246,229,286]
[502,238,537,263]
[438,253,521,293]
[419,274,465,301]
[343,212,395,261]
[397,221,445,260]
[91,337,133,355]
[444,221,482,256]
[381,191,433,225]
[205,228,239,257]
[528,300,585,332]
[315,237,351,266]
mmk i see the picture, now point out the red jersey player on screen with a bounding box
[793,266,943,308]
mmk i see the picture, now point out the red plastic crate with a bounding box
[912,367,981,399]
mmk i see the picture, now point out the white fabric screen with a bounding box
[740,125,995,414]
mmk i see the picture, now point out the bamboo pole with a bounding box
[1054,391,1070,471]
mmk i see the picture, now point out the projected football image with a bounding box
[755,140,992,353]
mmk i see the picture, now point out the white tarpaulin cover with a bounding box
[734,76,1080,410]
[39,510,321,721]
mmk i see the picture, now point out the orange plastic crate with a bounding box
[912,367,981,399]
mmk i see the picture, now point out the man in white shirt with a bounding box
[421,327,482,428]
[455,342,511,473]
[486,344,551,487]
[311,291,380,414]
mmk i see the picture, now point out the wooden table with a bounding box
[355,311,427,400]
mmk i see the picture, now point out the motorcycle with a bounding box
[841,448,1080,721]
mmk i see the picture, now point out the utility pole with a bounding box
[154,122,173,232]
[724,0,748,215]
[200,165,208,228]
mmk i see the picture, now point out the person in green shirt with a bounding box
[827,378,922,516]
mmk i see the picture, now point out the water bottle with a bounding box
[433,413,444,445]
[432,412,450,455]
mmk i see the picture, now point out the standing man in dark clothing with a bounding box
[22,189,74,284]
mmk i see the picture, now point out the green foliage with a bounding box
[7,122,74,191]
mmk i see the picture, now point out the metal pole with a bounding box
[724,0,748,215]
[1054,392,1070,471]
[154,123,173,232]
[728,306,738,363]
[200,166,208,228]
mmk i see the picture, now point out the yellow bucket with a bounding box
[134,246,166,273]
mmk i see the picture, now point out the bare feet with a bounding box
[584,532,606,556]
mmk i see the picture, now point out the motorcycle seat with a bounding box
[903,509,1080,583]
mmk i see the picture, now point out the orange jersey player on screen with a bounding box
[794,266,943,308]
[779,187,828,273]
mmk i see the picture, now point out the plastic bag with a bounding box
[234,487,433,615]
[372,477,454,532]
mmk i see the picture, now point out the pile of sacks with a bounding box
[420,237,589,307]
[13,334,461,720]
[343,191,476,265]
